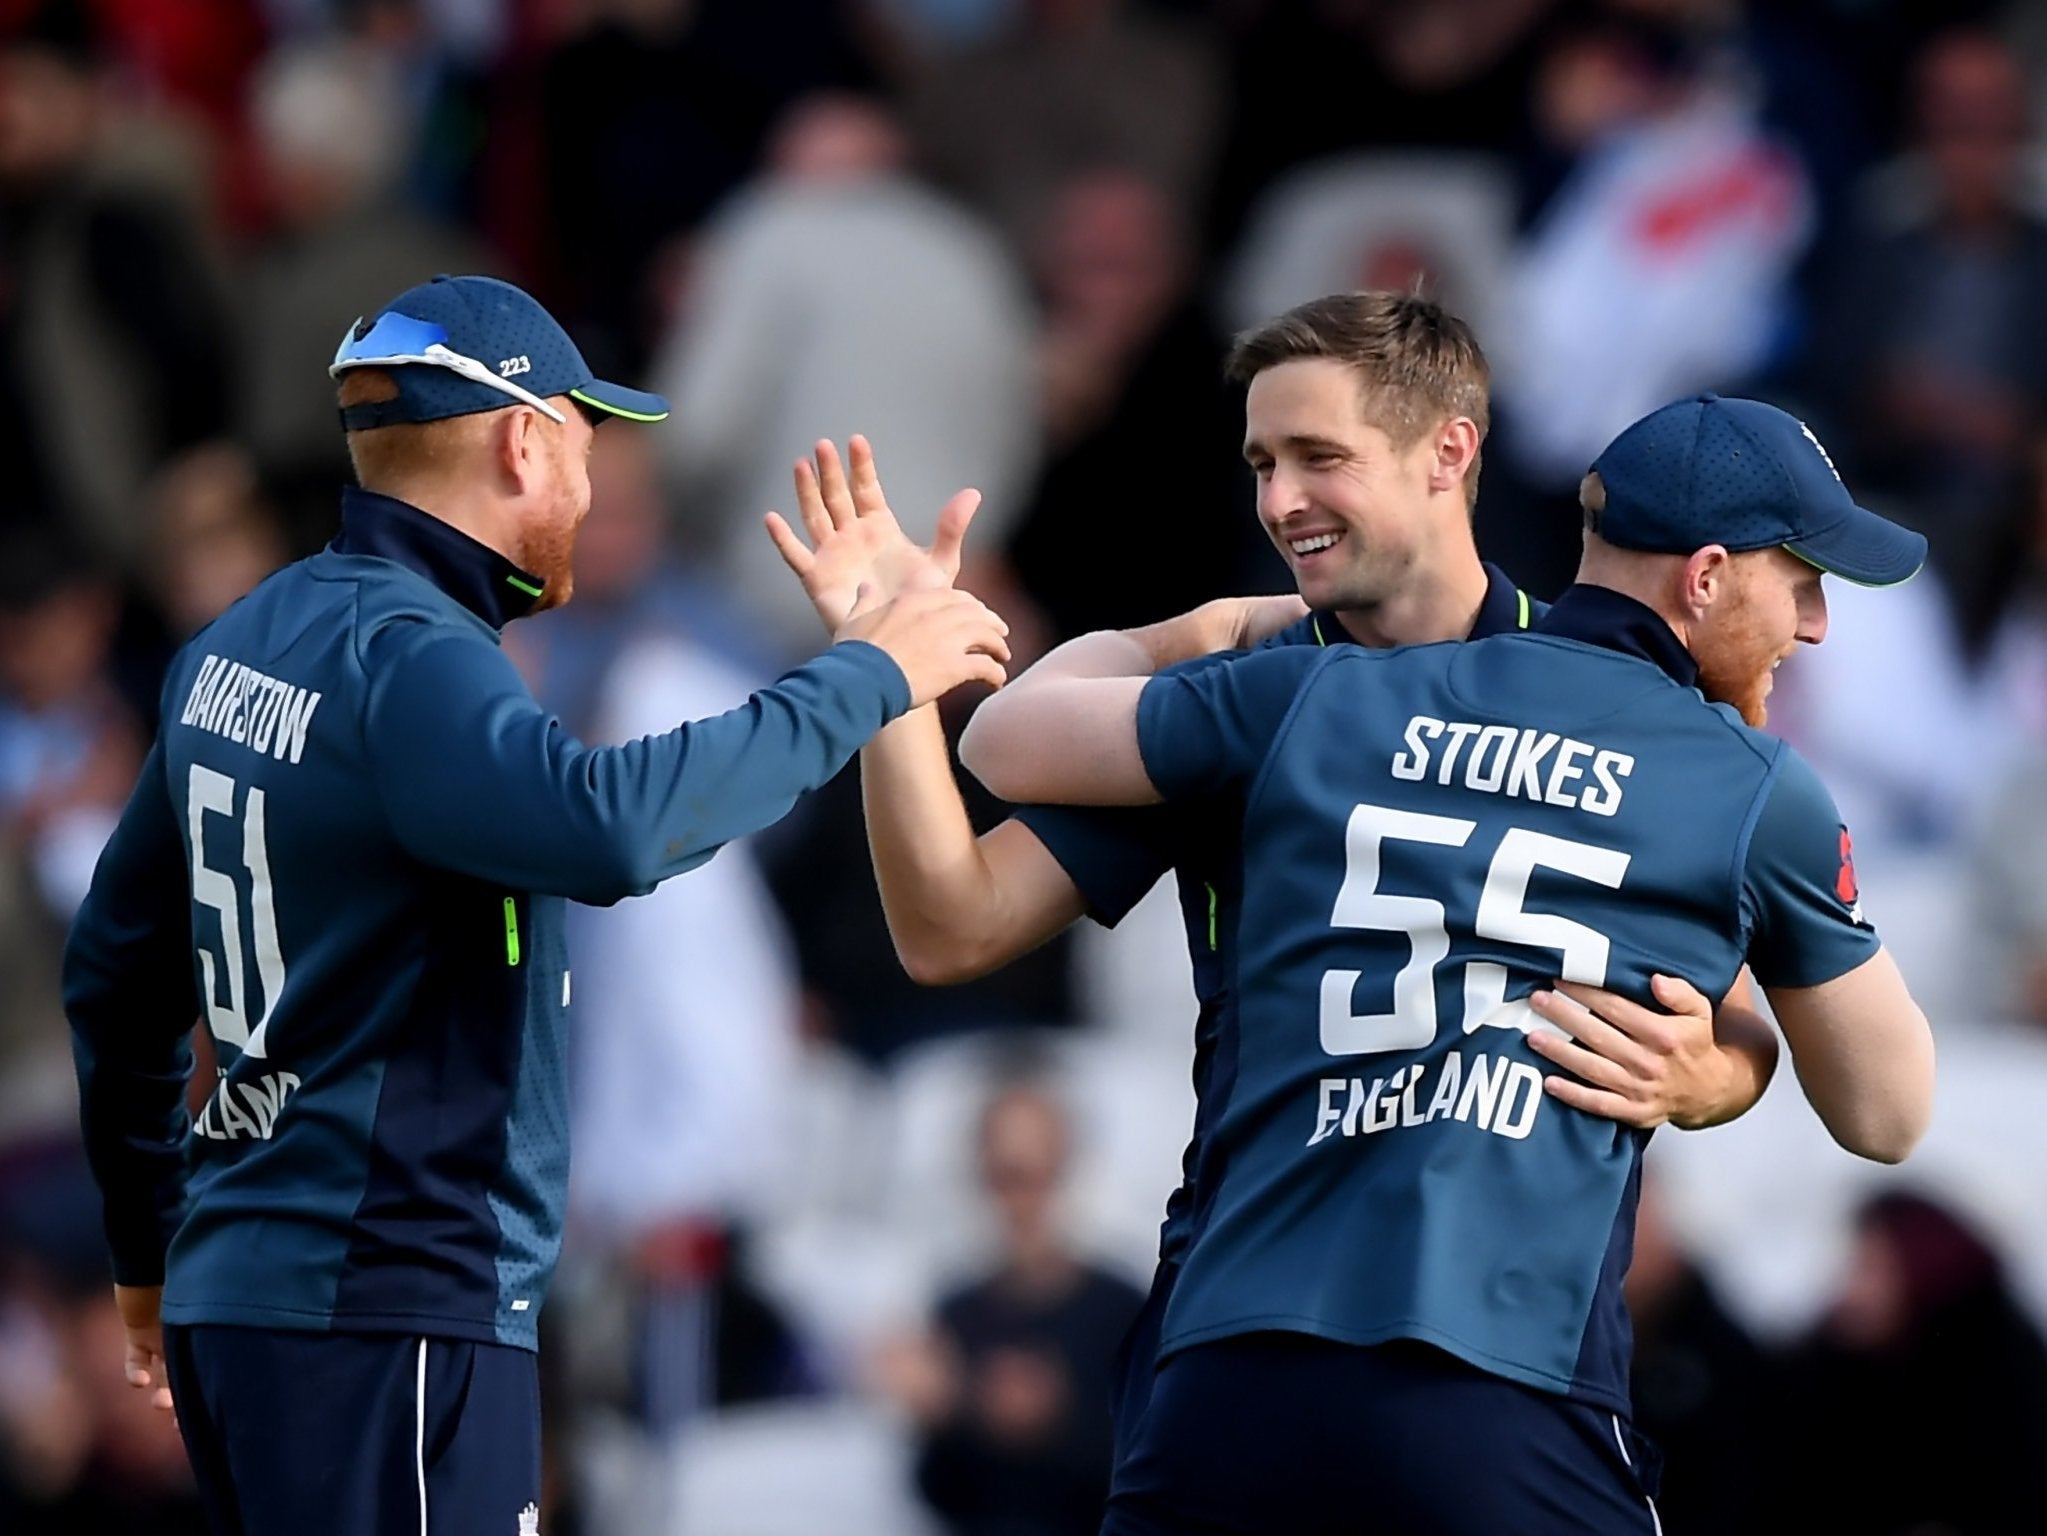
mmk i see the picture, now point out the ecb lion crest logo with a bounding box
[1836,826,1864,924]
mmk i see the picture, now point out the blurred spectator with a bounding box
[1008,167,1271,640]
[1772,1190,2047,1536]
[536,0,877,376]
[1221,149,1516,350]
[654,92,1037,663]
[143,443,290,641]
[1812,27,2047,634]
[0,530,141,922]
[0,6,235,569]
[516,428,816,1522]
[0,530,139,1139]
[236,36,487,548]
[0,1143,204,1533]
[1492,10,1812,491]
[872,1079,1141,1536]
[1625,1174,1777,1536]
[1208,0,1556,250]
[904,0,1223,254]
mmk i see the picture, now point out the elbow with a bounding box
[955,711,1004,797]
[893,929,997,988]
[1834,1088,1934,1165]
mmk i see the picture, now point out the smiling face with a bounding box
[1243,359,1457,614]
[1691,545,1828,726]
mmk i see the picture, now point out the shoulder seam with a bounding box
[1725,736,1789,954]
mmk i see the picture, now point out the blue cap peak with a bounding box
[1588,394,1925,588]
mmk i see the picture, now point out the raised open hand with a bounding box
[765,435,982,634]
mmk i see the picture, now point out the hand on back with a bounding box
[766,435,979,633]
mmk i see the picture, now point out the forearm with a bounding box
[958,676,1156,806]
[862,709,1083,983]
[379,638,910,903]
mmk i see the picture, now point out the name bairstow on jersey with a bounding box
[179,654,323,764]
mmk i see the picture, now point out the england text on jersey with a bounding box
[178,654,323,765]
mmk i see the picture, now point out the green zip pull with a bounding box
[503,897,521,966]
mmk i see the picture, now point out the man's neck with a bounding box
[1330,554,1491,649]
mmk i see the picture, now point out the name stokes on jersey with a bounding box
[179,653,323,763]
[1391,714,1635,817]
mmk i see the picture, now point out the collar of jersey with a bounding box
[1537,584,1699,688]
[1301,561,1535,649]
[331,486,546,630]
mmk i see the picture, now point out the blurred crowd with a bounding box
[5,0,2047,1532]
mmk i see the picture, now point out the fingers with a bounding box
[764,511,815,576]
[814,439,856,529]
[1553,978,1696,1050]
[848,434,889,518]
[963,652,1009,691]
[1525,1027,1638,1093]
[793,458,833,546]
[930,489,982,576]
[1649,972,1711,1015]
[1529,987,1655,1076]
[1541,1074,1658,1128]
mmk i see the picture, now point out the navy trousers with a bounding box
[163,1324,541,1536]
[1102,1332,1662,1536]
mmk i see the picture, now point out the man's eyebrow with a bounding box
[1243,434,1349,463]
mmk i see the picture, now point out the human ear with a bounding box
[1430,417,1481,495]
[1680,545,1732,617]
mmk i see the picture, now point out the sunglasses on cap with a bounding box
[329,311,568,424]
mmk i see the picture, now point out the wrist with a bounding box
[1671,1050,1742,1130]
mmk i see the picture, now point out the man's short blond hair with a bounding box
[1225,291,1491,505]
[338,369,497,491]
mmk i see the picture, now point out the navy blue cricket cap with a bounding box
[1588,394,1926,587]
[329,274,669,432]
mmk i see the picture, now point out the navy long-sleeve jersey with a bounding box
[64,489,909,1350]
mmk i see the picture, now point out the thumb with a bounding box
[930,489,982,575]
[846,580,883,623]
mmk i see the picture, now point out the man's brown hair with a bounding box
[337,369,496,491]
[1225,292,1491,504]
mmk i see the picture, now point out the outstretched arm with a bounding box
[1528,970,1779,1130]
[770,438,1087,981]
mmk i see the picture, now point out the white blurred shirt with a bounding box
[655,174,1038,661]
